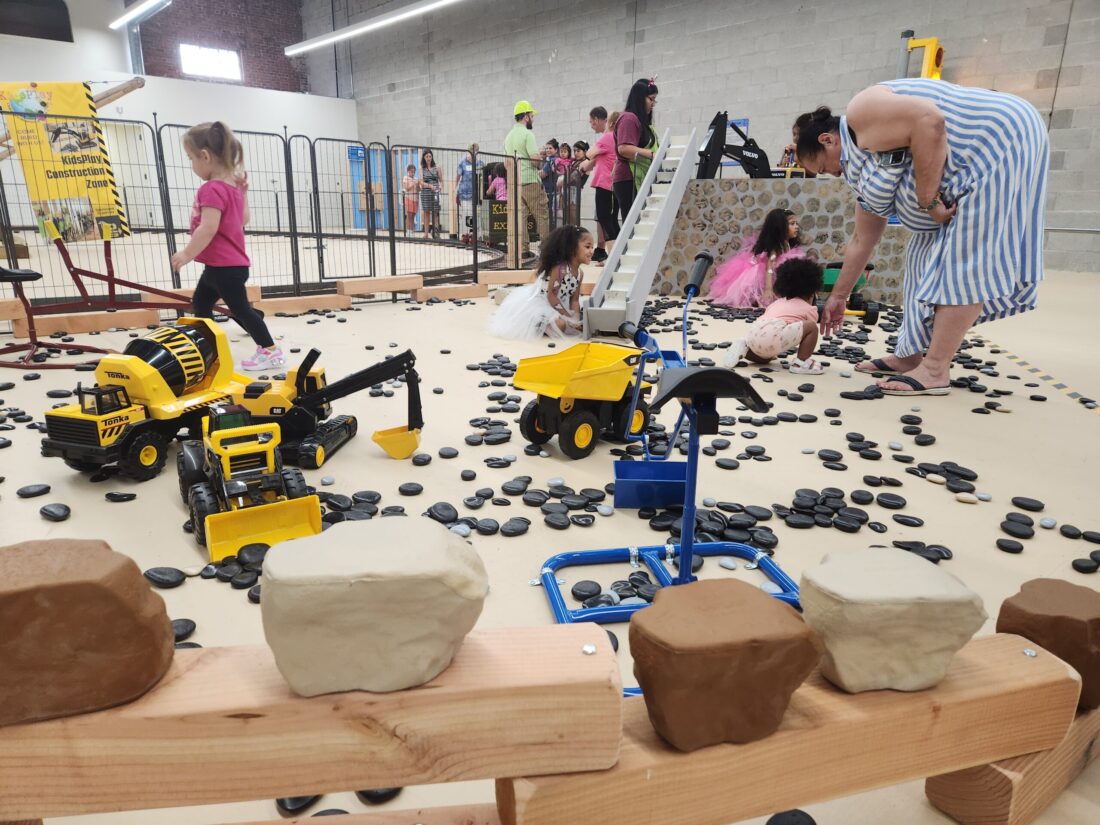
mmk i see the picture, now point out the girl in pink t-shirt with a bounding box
[725,258,827,375]
[170,121,281,372]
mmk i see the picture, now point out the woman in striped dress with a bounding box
[419,149,442,239]
[795,79,1049,396]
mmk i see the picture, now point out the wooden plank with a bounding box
[0,625,621,820]
[0,299,24,322]
[337,275,424,297]
[12,309,160,338]
[253,294,352,313]
[496,635,1081,825]
[138,285,261,302]
[477,270,536,286]
[414,283,489,302]
[234,803,500,825]
[925,704,1100,825]
[579,281,595,296]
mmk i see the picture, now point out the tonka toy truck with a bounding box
[513,341,650,459]
[41,317,424,479]
[176,405,322,562]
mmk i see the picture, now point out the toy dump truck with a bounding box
[513,341,650,459]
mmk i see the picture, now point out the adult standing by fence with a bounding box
[612,79,658,225]
[504,100,550,263]
[581,107,619,264]
[419,149,442,239]
[796,79,1049,397]
[454,143,481,242]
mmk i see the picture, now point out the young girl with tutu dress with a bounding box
[708,208,806,307]
[488,225,593,340]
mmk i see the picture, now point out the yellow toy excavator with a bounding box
[176,405,323,562]
[40,317,425,480]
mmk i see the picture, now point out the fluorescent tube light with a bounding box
[284,0,467,57]
[109,0,173,31]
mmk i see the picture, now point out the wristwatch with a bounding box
[919,193,942,212]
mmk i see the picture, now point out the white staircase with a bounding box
[583,127,698,337]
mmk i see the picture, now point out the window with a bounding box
[179,44,242,81]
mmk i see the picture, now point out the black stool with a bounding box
[1,266,109,369]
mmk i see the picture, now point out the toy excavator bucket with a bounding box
[371,425,421,459]
[203,495,323,563]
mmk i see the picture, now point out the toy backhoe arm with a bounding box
[293,349,424,431]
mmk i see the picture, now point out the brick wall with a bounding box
[300,0,1099,272]
[130,0,306,93]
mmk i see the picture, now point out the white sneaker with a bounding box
[789,356,825,375]
[723,338,748,369]
[241,346,286,372]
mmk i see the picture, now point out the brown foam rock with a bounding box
[0,539,175,727]
[997,578,1100,710]
[801,548,987,693]
[261,517,489,696]
[630,579,821,751]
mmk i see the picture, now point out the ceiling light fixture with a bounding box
[284,0,467,57]
[108,0,173,31]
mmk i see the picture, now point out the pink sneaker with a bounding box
[241,346,286,372]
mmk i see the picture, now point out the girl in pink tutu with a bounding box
[708,208,806,307]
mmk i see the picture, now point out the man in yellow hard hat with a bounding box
[504,100,551,262]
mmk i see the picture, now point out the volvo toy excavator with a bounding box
[41,317,424,480]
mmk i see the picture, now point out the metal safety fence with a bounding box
[1,110,589,308]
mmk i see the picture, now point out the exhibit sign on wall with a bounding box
[0,81,129,241]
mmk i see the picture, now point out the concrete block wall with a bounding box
[299,0,1099,273]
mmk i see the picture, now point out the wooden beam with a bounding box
[12,309,160,338]
[337,275,424,297]
[579,281,595,296]
[496,635,1082,825]
[234,803,501,825]
[925,704,1100,825]
[414,283,489,302]
[0,299,24,322]
[0,625,621,820]
[138,285,261,303]
[253,294,352,313]
[477,270,535,286]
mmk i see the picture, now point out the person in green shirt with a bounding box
[504,100,551,261]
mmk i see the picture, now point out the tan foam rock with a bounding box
[630,579,821,751]
[801,548,987,693]
[0,539,175,727]
[997,578,1100,709]
[261,517,489,696]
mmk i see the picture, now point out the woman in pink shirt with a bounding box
[170,121,281,372]
[580,109,620,263]
[724,258,827,375]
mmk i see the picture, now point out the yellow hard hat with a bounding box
[513,100,536,116]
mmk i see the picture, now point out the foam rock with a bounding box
[0,539,175,727]
[262,518,488,696]
[801,548,986,693]
[630,579,820,751]
[997,578,1100,710]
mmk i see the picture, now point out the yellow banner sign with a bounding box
[0,81,129,240]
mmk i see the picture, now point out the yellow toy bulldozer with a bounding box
[176,404,322,562]
[41,317,425,480]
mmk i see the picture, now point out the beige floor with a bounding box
[1,269,1098,824]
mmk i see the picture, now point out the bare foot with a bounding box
[877,362,950,392]
[855,353,923,374]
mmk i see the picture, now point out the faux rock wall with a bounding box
[655,178,909,305]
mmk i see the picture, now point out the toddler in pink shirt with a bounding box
[724,259,827,375]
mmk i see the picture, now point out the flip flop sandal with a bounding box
[879,375,951,397]
[855,357,901,375]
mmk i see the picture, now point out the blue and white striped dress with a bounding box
[839,79,1049,357]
